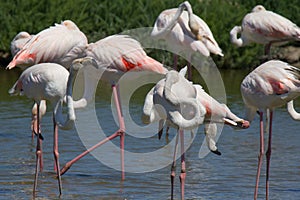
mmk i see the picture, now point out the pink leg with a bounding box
[171,132,179,200]
[53,115,62,195]
[254,112,265,200]
[179,129,186,200]
[33,103,43,196]
[112,84,125,180]
[60,84,126,180]
[265,111,273,200]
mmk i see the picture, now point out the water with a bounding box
[1,67,300,200]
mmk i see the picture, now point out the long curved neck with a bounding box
[68,57,99,109]
[72,68,98,109]
[54,68,77,130]
[230,26,244,47]
[287,100,300,120]
[151,2,189,38]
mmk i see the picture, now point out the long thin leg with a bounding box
[179,129,186,200]
[60,132,121,175]
[254,112,265,200]
[265,111,273,200]
[53,115,62,196]
[112,84,125,181]
[171,131,179,200]
[33,103,42,196]
[60,84,126,180]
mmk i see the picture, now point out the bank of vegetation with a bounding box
[0,0,299,68]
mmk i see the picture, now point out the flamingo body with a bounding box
[230,5,300,53]
[241,60,300,121]
[10,63,69,102]
[86,35,167,75]
[7,20,88,69]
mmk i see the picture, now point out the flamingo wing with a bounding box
[86,35,167,74]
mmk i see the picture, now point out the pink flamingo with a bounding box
[7,20,88,141]
[59,35,168,180]
[7,20,88,70]
[151,1,223,79]
[230,5,300,57]
[240,60,300,200]
[143,67,249,200]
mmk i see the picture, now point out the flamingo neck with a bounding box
[53,65,79,130]
[230,26,244,47]
[287,100,300,120]
[151,2,188,38]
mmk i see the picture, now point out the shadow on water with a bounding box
[1,66,300,199]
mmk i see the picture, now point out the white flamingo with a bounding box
[240,60,300,200]
[151,1,223,79]
[9,57,97,196]
[143,67,249,200]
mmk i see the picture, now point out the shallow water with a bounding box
[0,67,300,200]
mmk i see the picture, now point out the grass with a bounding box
[0,0,299,68]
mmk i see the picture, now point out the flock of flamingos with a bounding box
[5,1,300,199]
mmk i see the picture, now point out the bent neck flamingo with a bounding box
[151,1,223,79]
[230,5,300,57]
[143,68,249,199]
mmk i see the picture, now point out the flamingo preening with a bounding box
[143,67,249,199]
[230,5,300,57]
[151,1,223,79]
[240,60,300,200]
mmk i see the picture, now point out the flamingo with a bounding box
[151,1,223,79]
[7,20,88,141]
[59,35,168,179]
[8,59,95,196]
[240,60,300,200]
[7,20,88,70]
[142,67,249,200]
[230,5,300,57]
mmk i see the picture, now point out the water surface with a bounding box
[0,67,300,200]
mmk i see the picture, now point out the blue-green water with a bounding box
[0,67,300,200]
